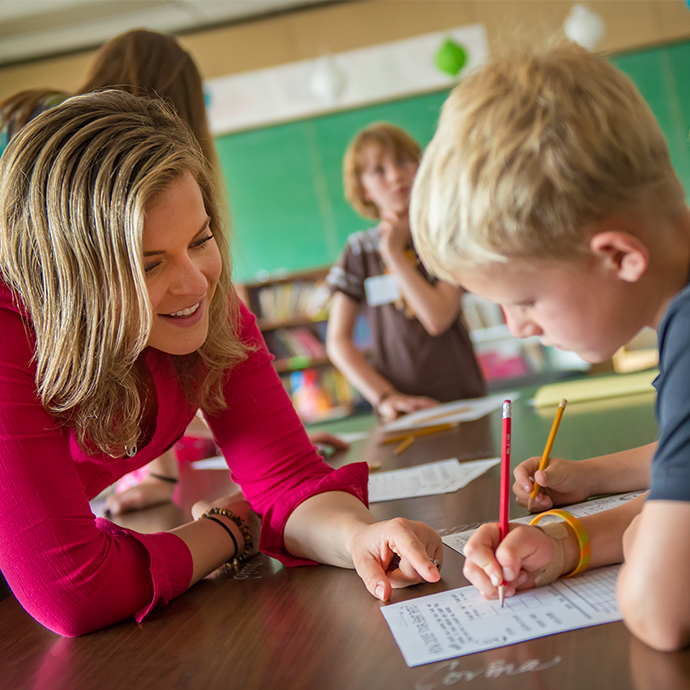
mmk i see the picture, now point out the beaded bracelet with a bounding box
[198,507,253,567]
[202,516,238,559]
[529,509,591,578]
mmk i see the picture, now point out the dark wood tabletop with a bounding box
[3,384,689,690]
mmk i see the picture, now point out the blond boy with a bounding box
[410,41,690,651]
[326,123,485,422]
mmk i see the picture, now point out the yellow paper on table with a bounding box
[533,369,658,408]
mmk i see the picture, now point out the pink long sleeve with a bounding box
[0,294,193,636]
[206,304,369,565]
[0,286,368,636]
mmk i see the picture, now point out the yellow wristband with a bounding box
[529,509,591,578]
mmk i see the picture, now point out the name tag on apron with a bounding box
[364,273,401,307]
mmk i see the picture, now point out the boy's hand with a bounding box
[513,456,592,512]
[463,523,555,600]
[378,392,438,423]
[378,211,412,264]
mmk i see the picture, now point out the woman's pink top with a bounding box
[0,283,368,636]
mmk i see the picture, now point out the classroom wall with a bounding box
[3,0,690,281]
[3,0,690,97]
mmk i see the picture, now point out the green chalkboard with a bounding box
[217,41,690,283]
[611,42,690,194]
[216,90,451,282]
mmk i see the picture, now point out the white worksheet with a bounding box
[368,457,500,503]
[442,491,644,555]
[382,565,622,666]
[379,393,519,433]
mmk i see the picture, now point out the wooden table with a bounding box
[3,385,690,690]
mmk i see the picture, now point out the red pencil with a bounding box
[498,400,511,607]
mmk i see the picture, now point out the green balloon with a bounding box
[435,38,468,77]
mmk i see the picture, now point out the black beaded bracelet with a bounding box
[201,515,239,561]
[198,507,253,567]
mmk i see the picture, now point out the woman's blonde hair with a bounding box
[411,40,686,281]
[0,90,246,457]
[343,123,421,219]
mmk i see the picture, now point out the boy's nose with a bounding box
[504,311,543,339]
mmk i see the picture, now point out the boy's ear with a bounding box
[589,231,649,283]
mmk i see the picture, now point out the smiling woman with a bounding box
[0,89,443,637]
[143,173,222,356]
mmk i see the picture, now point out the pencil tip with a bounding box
[499,585,505,608]
[527,497,534,512]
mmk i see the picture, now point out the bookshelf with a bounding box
[236,267,367,423]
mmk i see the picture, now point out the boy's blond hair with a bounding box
[410,40,685,282]
[344,123,421,219]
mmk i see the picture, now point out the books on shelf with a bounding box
[255,280,333,322]
[281,367,360,423]
[264,327,327,361]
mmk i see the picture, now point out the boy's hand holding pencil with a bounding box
[464,397,577,604]
[462,520,567,601]
[513,456,592,511]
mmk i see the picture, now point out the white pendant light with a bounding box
[564,4,606,51]
[309,54,347,105]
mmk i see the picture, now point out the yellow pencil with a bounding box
[379,422,457,445]
[528,398,567,512]
[394,435,416,455]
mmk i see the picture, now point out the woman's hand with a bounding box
[463,523,556,600]
[378,392,438,423]
[348,517,443,601]
[513,456,592,512]
[192,492,261,560]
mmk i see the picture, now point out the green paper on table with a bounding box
[533,369,658,408]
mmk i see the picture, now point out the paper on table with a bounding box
[90,499,108,518]
[192,455,227,470]
[192,432,370,470]
[379,393,519,433]
[368,457,500,503]
[382,565,622,666]
[334,431,370,443]
[442,491,644,555]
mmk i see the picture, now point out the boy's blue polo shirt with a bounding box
[650,279,690,502]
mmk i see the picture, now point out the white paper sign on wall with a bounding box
[206,23,489,135]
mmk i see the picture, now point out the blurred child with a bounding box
[326,123,485,423]
[410,40,690,652]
